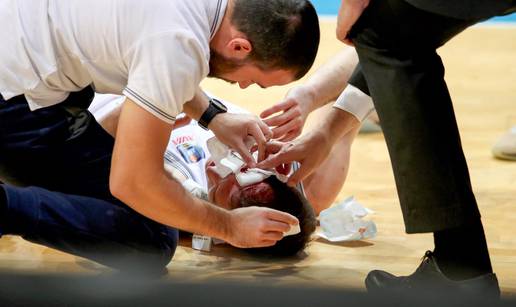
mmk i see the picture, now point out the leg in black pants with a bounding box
[0,89,178,272]
[347,0,515,297]
[0,184,178,274]
[0,88,115,201]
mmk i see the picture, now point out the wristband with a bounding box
[333,84,375,122]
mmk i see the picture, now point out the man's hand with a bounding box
[209,112,273,166]
[260,85,316,141]
[257,130,334,187]
[337,0,370,45]
[259,107,361,186]
[225,206,299,248]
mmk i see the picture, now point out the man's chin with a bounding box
[206,72,236,85]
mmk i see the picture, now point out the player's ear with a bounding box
[226,38,252,60]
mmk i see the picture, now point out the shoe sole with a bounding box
[492,150,516,161]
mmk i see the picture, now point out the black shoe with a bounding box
[365,251,500,300]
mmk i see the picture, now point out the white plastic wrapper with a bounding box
[317,196,377,242]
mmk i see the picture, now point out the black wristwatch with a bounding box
[198,98,228,130]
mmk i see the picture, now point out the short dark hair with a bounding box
[238,176,317,257]
[231,0,320,79]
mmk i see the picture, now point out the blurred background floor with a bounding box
[1,20,515,297]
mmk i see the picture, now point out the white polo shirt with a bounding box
[0,0,227,124]
[89,93,246,189]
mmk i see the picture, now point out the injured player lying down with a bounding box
[91,94,360,216]
[91,93,360,249]
[0,94,359,272]
[90,94,358,249]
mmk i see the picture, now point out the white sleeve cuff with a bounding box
[332,84,375,122]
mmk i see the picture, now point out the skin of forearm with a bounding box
[318,106,361,146]
[302,104,361,214]
[111,166,231,240]
[182,88,210,121]
[110,99,232,240]
[303,47,359,111]
[305,125,360,214]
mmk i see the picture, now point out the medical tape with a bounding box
[206,137,299,238]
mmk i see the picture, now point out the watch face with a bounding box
[211,98,228,112]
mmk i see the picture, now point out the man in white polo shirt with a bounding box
[0,91,364,271]
[0,46,372,271]
[0,0,320,249]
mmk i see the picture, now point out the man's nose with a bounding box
[238,81,252,89]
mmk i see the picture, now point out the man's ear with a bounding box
[227,38,252,60]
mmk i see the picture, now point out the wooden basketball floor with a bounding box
[1,21,515,296]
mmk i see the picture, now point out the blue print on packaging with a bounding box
[177,142,206,164]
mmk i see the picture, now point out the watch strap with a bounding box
[198,98,226,130]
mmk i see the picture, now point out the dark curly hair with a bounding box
[238,176,316,257]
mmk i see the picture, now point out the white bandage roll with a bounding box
[333,84,375,122]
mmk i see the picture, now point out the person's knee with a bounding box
[130,227,179,273]
[152,227,179,269]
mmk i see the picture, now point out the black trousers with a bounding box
[0,87,115,200]
[348,0,516,233]
[0,89,178,271]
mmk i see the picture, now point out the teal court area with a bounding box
[310,0,516,23]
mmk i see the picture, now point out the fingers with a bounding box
[271,118,301,140]
[336,0,369,45]
[261,231,284,242]
[263,140,284,155]
[278,131,300,142]
[260,99,295,119]
[256,141,293,173]
[262,104,299,127]
[248,124,268,163]
[258,120,273,141]
[264,220,291,233]
[256,240,277,247]
[336,13,354,43]
[265,209,299,226]
[257,149,294,170]
[233,140,256,167]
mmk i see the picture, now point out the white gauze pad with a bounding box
[206,137,233,177]
[207,137,290,185]
[235,168,288,187]
[235,168,272,187]
[284,224,301,237]
[220,153,245,173]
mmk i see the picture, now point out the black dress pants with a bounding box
[348,0,516,233]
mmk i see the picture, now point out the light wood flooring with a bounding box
[1,21,515,297]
